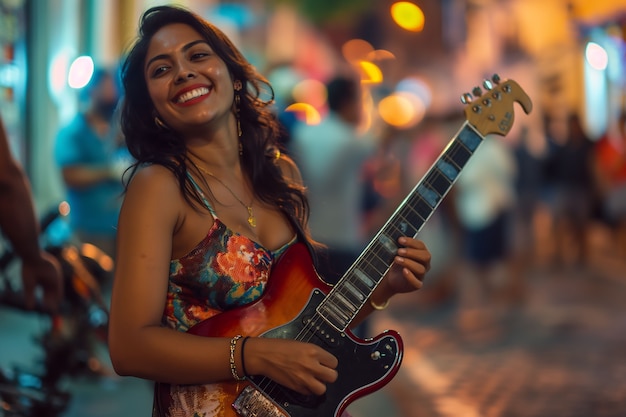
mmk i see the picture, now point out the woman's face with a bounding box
[144,23,235,135]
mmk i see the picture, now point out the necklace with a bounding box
[196,165,257,228]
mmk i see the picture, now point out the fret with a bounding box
[416,184,439,208]
[343,280,367,302]
[355,252,393,280]
[441,152,462,172]
[394,214,418,236]
[353,268,376,289]
[390,208,424,235]
[412,196,433,221]
[322,301,350,326]
[425,169,453,197]
[435,158,460,181]
[346,274,374,296]
[331,292,358,313]
[385,221,419,242]
[377,234,398,254]
[458,125,482,151]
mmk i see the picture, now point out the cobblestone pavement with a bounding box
[363,243,626,417]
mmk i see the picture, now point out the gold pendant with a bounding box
[247,207,256,228]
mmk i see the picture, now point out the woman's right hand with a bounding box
[245,338,338,396]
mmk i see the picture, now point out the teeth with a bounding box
[177,87,210,103]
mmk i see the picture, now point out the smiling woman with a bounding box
[107,5,432,417]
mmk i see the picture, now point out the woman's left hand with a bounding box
[384,237,431,295]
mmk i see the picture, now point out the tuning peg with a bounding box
[491,74,501,84]
[472,86,482,97]
[483,79,494,90]
[460,93,474,104]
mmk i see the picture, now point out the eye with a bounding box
[153,66,168,76]
[190,52,210,61]
[149,64,170,78]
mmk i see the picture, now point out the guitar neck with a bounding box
[317,121,485,331]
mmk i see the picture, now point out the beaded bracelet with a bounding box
[229,335,246,381]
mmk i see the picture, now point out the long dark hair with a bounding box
[120,5,312,245]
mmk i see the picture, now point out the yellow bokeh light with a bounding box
[391,2,425,32]
[285,103,322,125]
[356,61,383,84]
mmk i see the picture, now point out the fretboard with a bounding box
[317,122,484,331]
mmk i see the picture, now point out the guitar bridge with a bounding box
[232,385,289,417]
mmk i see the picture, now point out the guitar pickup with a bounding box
[302,315,341,347]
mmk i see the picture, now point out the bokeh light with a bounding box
[585,41,609,70]
[356,61,384,84]
[391,2,425,32]
[378,92,426,129]
[67,55,94,89]
[285,102,322,125]
[342,38,374,62]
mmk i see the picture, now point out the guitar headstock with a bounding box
[462,74,532,137]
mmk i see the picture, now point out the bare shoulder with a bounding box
[276,153,303,186]
[121,164,184,225]
[126,164,180,198]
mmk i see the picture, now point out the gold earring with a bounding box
[154,116,168,130]
[234,80,243,137]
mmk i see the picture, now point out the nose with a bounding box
[174,64,196,83]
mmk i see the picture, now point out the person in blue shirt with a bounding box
[54,67,125,258]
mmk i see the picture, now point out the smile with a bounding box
[176,87,211,104]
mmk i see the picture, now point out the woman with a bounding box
[108,5,431,417]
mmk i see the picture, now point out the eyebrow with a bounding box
[145,39,210,70]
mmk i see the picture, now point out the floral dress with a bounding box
[154,173,295,417]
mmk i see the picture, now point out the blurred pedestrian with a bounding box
[453,133,520,334]
[0,114,63,312]
[543,113,596,267]
[289,73,380,285]
[54,67,125,258]
[593,111,626,260]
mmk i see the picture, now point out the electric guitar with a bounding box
[160,75,532,417]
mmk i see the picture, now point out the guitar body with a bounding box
[158,242,403,417]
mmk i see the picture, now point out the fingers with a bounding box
[21,254,64,313]
[301,346,338,396]
[308,364,338,396]
[396,237,431,275]
[254,339,339,397]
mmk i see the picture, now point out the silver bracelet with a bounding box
[229,335,246,381]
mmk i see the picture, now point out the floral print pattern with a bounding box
[164,219,274,332]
